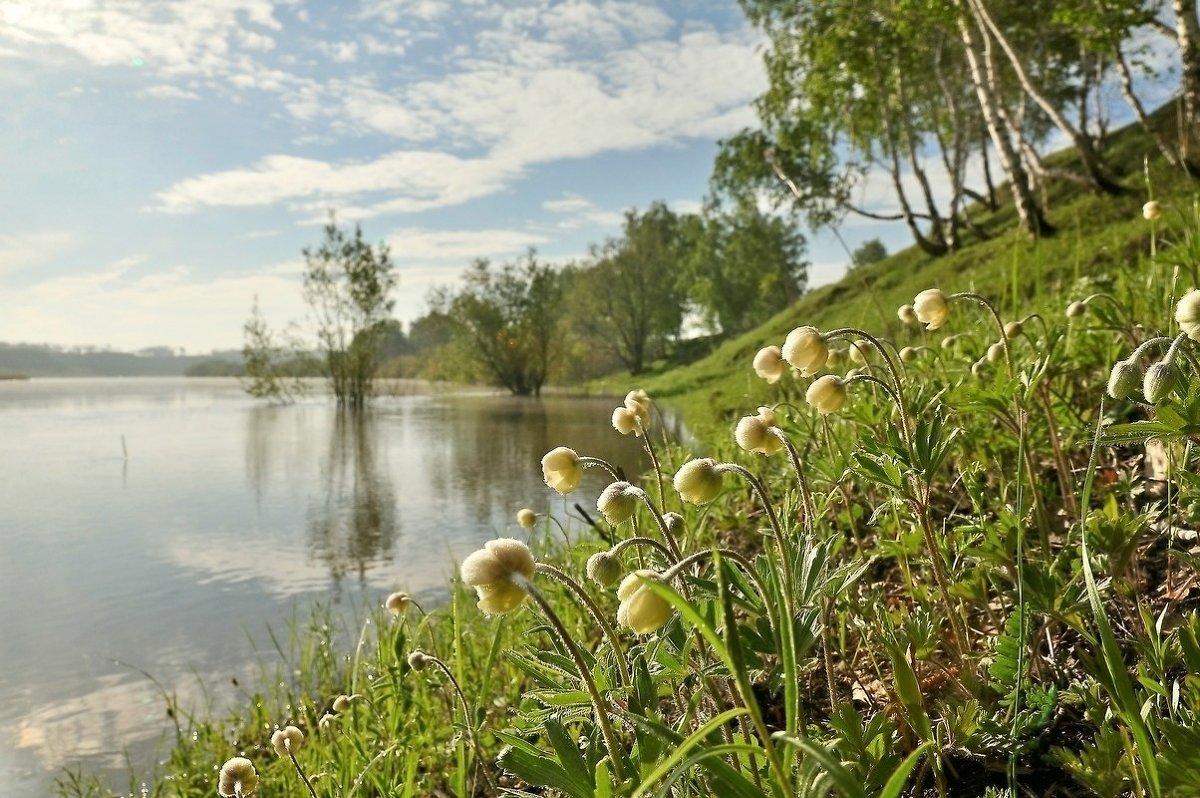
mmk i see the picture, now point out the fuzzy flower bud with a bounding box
[825,348,844,369]
[407,650,430,671]
[332,694,355,713]
[753,345,786,383]
[913,288,950,331]
[218,757,258,797]
[616,570,673,635]
[1003,320,1024,338]
[897,304,919,326]
[898,346,918,363]
[847,340,872,364]
[941,334,960,350]
[673,458,723,504]
[986,342,1005,363]
[384,591,411,616]
[1143,361,1179,404]
[460,538,536,615]
[971,360,986,378]
[586,551,622,586]
[1143,200,1163,220]
[1176,289,1200,340]
[597,481,638,524]
[781,326,829,375]
[1066,301,1087,319]
[806,374,847,415]
[516,508,537,529]
[663,511,685,537]
[1107,359,1141,399]
[611,406,641,436]
[734,413,783,456]
[271,725,304,758]
[541,446,582,494]
[318,712,337,732]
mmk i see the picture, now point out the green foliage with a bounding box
[437,250,564,396]
[302,215,398,408]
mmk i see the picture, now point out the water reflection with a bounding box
[306,411,397,591]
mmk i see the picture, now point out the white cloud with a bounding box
[385,227,549,261]
[0,0,286,79]
[138,84,200,101]
[150,150,522,217]
[151,18,763,219]
[542,193,623,230]
[0,259,308,352]
[0,231,74,276]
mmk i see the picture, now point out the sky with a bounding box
[0,0,907,354]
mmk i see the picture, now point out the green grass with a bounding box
[62,115,1200,798]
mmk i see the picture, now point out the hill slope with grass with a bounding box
[629,114,1195,439]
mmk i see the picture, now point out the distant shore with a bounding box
[0,373,29,381]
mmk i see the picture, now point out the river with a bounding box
[0,378,654,797]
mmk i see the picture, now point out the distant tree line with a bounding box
[243,200,808,400]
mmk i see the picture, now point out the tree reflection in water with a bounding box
[307,410,397,593]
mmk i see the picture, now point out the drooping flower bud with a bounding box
[753,346,786,383]
[662,511,685,537]
[986,342,1005,363]
[1003,320,1024,338]
[332,694,354,713]
[825,348,844,369]
[611,406,640,436]
[847,340,872,364]
[673,458,723,504]
[597,481,638,524]
[271,725,304,758]
[781,326,829,375]
[460,538,536,615]
[734,413,783,456]
[1066,301,1087,319]
[516,508,537,529]
[897,304,919,326]
[1143,361,1178,403]
[218,757,259,797]
[586,551,622,586]
[1143,200,1163,220]
[616,570,673,634]
[385,591,411,616]
[806,374,847,415]
[913,288,950,330]
[407,650,430,671]
[1106,359,1140,399]
[898,346,918,363]
[541,446,582,494]
[1176,289,1200,340]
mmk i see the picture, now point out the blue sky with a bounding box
[0,0,904,354]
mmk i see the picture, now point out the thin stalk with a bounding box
[948,291,1013,376]
[427,655,498,793]
[580,455,623,481]
[536,562,631,688]
[769,427,816,536]
[608,535,676,563]
[916,501,969,661]
[515,576,630,784]
[285,747,320,798]
[823,327,913,446]
[625,485,684,560]
[714,462,801,737]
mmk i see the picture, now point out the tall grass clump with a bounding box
[63,184,1200,796]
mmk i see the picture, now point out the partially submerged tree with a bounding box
[240,296,309,403]
[302,216,398,408]
[440,251,563,396]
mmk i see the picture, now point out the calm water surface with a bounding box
[0,378,652,797]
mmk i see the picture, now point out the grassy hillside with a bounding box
[624,113,1195,439]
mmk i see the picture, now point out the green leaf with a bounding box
[879,741,933,798]
[496,730,591,798]
[773,733,868,798]
[545,718,595,798]
[630,708,751,797]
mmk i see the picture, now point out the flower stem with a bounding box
[536,562,631,688]
[427,655,498,793]
[515,576,630,784]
